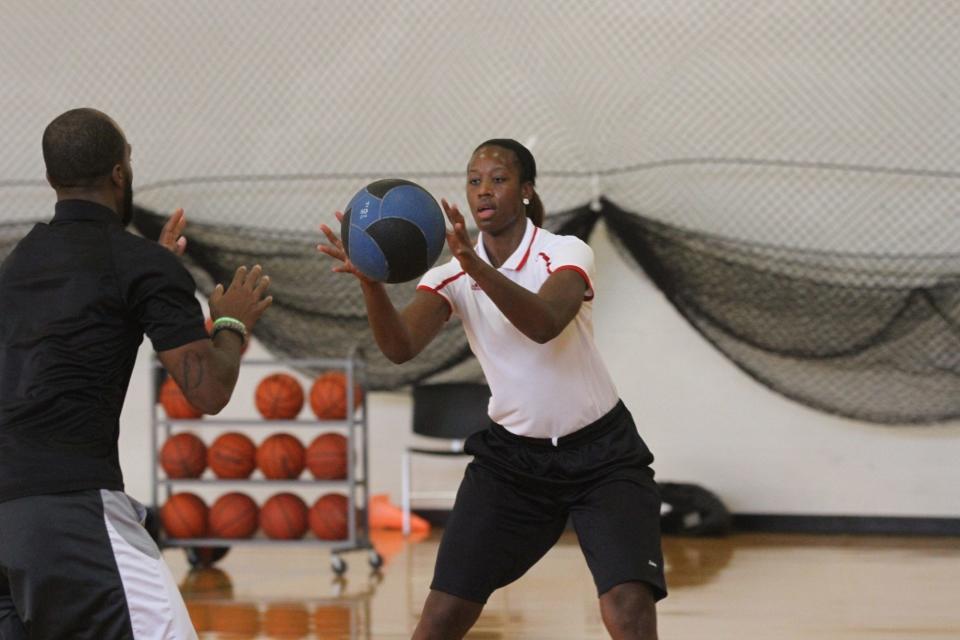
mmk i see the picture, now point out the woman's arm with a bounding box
[361,282,450,363]
[318,213,450,363]
[443,200,586,344]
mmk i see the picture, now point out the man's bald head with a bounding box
[42,108,126,189]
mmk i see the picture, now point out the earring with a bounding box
[522,198,530,206]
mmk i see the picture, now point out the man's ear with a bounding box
[111,163,125,188]
[46,171,56,190]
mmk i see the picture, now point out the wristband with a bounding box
[212,316,248,345]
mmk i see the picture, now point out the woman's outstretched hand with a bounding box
[441,199,481,272]
[317,211,376,284]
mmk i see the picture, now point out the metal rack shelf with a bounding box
[158,478,364,486]
[164,537,368,549]
[157,418,355,427]
[150,352,380,575]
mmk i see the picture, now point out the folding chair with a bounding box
[401,382,491,535]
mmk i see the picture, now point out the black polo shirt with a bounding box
[0,199,208,503]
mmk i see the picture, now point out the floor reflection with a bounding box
[169,531,960,639]
[662,536,736,588]
[177,562,376,639]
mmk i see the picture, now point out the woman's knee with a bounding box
[599,582,658,639]
[414,590,484,640]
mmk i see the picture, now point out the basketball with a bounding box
[159,376,202,419]
[208,432,257,479]
[160,492,208,539]
[205,316,249,354]
[309,372,363,420]
[255,373,304,420]
[160,432,207,478]
[256,433,305,479]
[309,493,349,540]
[208,492,259,539]
[341,178,445,283]
[306,432,348,479]
[260,492,309,539]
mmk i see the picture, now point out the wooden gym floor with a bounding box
[167,530,960,639]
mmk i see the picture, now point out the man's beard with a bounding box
[119,174,133,227]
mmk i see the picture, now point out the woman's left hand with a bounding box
[442,199,481,272]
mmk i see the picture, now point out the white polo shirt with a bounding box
[417,218,620,440]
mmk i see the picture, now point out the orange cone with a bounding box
[368,494,430,533]
[369,529,430,564]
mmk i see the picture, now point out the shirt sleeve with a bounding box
[544,236,596,300]
[116,237,209,352]
[416,258,464,319]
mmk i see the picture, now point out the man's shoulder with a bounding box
[108,225,161,250]
[108,227,182,268]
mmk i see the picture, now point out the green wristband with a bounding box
[212,316,248,344]
[213,316,244,328]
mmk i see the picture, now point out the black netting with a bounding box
[132,204,600,390]
[130,193,960,421]
[603,198,960,424]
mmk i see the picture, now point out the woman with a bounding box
[319,139,665,640]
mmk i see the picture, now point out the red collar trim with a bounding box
[514,226,538,270]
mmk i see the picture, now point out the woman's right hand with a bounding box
[317,211,376,285]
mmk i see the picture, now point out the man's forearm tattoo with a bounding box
[180,350,205,390]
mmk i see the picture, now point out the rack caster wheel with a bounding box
[331,554,347,576]
[368,550,383,570]
[185,546,230,568]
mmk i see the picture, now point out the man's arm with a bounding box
[157,330,244,414]
[158,265,272,414]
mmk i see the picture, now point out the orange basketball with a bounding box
[160,377,202,419]
[309,493,349,540]
[255,373,304,420]
[262,603,310,639]
[260,493,309,540]
[160,492,208,539]
[256,433,305,479]
[205,316,249,355]
[208,432,257,479]
[208,492,259,539]
[306,433,348,480]
[309,372,363,420]
[160,432,207,478]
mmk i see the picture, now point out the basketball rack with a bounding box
[149,350,382,576]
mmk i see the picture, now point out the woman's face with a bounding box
[466,145,531,235]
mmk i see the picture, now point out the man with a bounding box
[0,108,272,639]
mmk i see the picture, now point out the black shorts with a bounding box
[0,489,196,640]
[431,400,667,604]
